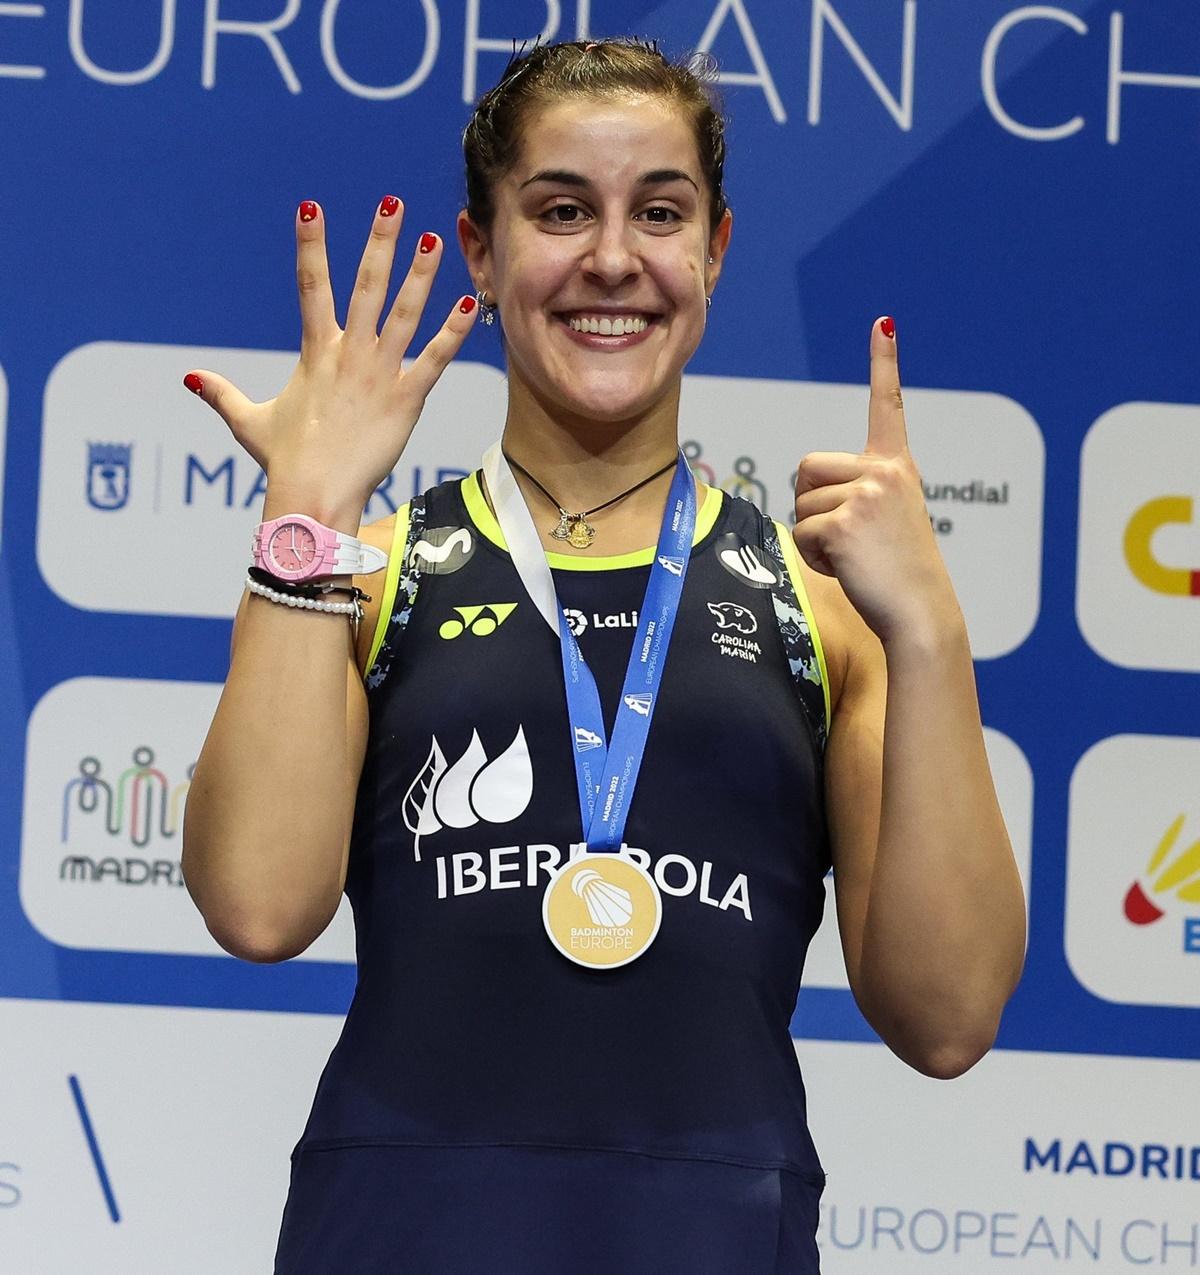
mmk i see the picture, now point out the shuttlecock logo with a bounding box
[571,867,635,928]
[1124,814,1200,925]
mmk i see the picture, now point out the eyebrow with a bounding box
[519,168,700,193]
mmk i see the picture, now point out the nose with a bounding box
[582,216,642,288]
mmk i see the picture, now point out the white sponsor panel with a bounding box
[0,996,340,1274]
[803,1040,1200,1272]
[804,728,1033,990]
[38,341,507,617]
[681,376,1044,659]
[1066,734,1200,1008]
[3,999,1197,1275]
[1078,402,1200,671]
[40,347,1041,656]
[20,676,354,962]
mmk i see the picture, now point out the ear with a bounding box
[457,210,491,296]
[704,208,734,298]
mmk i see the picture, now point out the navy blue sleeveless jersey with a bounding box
[274,474,832,1274]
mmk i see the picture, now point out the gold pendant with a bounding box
[566,517,596,549]
[542,852,663,969]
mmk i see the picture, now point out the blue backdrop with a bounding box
[3,0,1199,1065]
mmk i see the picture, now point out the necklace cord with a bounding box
[502,451,679,518]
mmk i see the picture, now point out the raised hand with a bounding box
[182,197,479,531]
[792,317,961,646]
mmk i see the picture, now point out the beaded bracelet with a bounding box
[245,573,363,622]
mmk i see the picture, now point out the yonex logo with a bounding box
[622,694,653,717]
[439,604,517,640]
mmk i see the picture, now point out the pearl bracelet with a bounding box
[245,574,362,621]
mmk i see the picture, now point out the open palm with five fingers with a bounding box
[183,196,478,532]
[792,318,961,647]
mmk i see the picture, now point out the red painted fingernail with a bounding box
[419,232,438,255]
[881,316,896,339]
[298,201,318,223]
[380,195,400,217]
[459,295,477,315]
[184,373,204,396]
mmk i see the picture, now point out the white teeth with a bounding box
[568,315,648,335]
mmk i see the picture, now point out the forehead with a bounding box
[511,95,701,185]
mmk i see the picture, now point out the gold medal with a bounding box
[542,852,662,969]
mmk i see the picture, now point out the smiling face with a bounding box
[460,94,731,435]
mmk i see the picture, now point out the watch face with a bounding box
[268,522,319,575]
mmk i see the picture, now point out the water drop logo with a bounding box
[1123,814,1200,927]
[571,868,635,928]
[401,726,533,860]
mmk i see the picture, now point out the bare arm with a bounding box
[180,518,385,962]
[821,588,1025,1078]
[793,317,1026,1077]
[179,195,477,962]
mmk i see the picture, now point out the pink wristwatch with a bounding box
[252,513,388,582]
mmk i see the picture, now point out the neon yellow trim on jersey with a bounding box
[775,520,831,738]
[366,504,410,675]
[461,471,722,570]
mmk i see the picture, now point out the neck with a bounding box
[494,380,701,556]
[501,379,681,508]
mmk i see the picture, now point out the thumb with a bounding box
[865,316,909,457]
[182,369,264,463]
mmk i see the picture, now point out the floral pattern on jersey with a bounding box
[762,519,827,753]
[365,496,428,694]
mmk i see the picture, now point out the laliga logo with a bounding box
[402,727,533,861]
[1124,496,1200,597]
[1123,815,1200,952]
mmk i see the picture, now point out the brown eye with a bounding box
[637,206,681,226]
[542,204,588,225]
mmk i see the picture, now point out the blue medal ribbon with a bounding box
[557,455,695,850]
[482,445,696,853]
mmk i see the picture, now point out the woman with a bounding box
[181,39,1026,1274]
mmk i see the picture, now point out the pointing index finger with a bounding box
[866,315,909,457]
